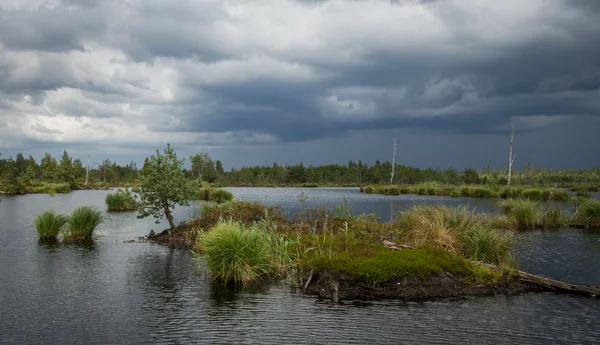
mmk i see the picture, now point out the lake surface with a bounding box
[1,188,599,344]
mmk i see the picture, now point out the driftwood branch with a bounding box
[382,240,412,250]
[474,262,599,298]
[542,183,558,230]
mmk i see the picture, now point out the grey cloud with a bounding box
[0,0,599,168]
[31,122,63,134]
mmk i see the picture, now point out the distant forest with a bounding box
[1,150,599,192]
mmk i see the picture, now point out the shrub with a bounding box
[65,206,104,241]
[105,188,137,211]
[34,210,69,240]
[574,199,600,228]
[197,220,271,285]
[499,199,539,230]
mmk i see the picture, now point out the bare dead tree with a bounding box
[507,124,515,187]
[390,137,396,184]
[85,154,90,185]
[542,183,558,230]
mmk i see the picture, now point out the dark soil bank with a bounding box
[303,270,545,302]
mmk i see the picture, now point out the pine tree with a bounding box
[137,144,195,230]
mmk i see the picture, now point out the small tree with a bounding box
[137,144,195,230]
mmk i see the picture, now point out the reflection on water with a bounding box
[1,189,599,345]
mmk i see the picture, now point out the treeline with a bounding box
[222,161,600,187]
[0,151,139,194]
[2,150,599,194]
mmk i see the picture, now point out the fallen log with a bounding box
[473,262,600,298]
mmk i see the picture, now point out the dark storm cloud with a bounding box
[1,0,599,167]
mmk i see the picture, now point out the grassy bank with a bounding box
[360,183,572,201]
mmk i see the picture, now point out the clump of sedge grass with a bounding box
[64,206,104,241]
[461,226,514,264]
[197,220,272,285]
[34,210,70,240]
[105,188,137,211]
[574,198,600,228]
[499,199,539,230]
[393,205,514,265]
[196,188,234,203]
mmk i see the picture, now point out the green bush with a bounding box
[105,188,137,211]
[34,210,70,240]
[65,206,104,241]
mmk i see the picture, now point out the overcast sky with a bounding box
[0,0,599,170]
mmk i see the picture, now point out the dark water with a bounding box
[1,189,599,345]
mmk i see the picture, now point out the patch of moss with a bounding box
[304,246,472,286]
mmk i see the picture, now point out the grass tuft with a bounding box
[393,205,514,265]
[574,198,600,228]
[196,188,234,203]
[499,199,539,230]
[64,206,104,241]
[197,220,272,285]
[34,210,70,240]
[105,188,137,211]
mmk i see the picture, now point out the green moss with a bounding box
[305,246,471,285]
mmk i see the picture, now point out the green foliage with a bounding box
[197,220,272,285]
[190,152,217,182]
[34,210,70,240]
[32,182,71,194]
[137,144,196,230]
[106,188,137,211]
[65,206,104,240]
[574,199,600,228]
[195,188,233,203]
[576,190,591,198]
[499,199,539,230]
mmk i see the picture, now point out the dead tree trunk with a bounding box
[390,137,396,184]
[542,183,558,229]
[85,154,90,185]
[507,124,514,187]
